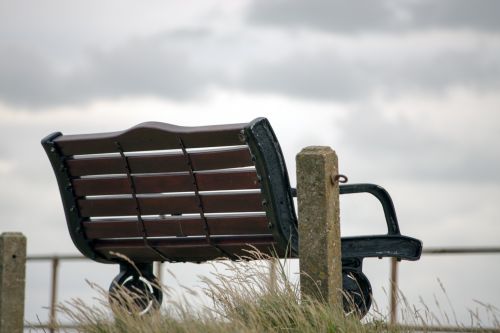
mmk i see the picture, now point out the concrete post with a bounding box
[296,146,342,306]
[0,232,27,333]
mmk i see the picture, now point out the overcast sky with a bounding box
[1,0,500,327]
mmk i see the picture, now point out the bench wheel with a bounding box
[109,264,163,315]
[342,268,372,318]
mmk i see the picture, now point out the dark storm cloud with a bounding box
[1,24,499,107]
[248,0,398,33]
[69,37,212,102]
[248,0,500,33]
[238,54,365,101]
[0,46,62,107]
[410,0,500,32]
[339,109,500,183]
[238,48,500,101]
[0,33,215,108]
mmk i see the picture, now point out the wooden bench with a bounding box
[41,117,422,316]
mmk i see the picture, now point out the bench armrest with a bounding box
[339,183,400,235]
[342,235,422,261]
[292,183,401,236]
[291,183,423,261]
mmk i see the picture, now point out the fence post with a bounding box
[0,232,27,333]
[296,146,342,307]
[389,257,399,325]
[49,257,59,333]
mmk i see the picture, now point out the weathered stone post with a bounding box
[296,146,342,306]
[0,232,27,333]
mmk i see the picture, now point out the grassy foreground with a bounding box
[48,251,498,333]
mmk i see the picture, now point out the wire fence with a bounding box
[25,247,500,332]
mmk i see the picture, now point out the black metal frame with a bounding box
[43,118,422,317]
[289,183,422,317]
[244,118,422,265]
[41,132,110,264]
[244,118,299,257]
[338,183,421,261]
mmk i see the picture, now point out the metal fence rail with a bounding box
[26,247,500,332]
[389,246,500,327]
[422,247,500,255]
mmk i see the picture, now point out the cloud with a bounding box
[0,46,62,107]
[337,94,500,183]
[237,46,500,102]
[248,0,399,33]
[409,0,500,32]
[0,34,217,108]
[1,1,499,108]
[2,31,499,108]
[248,0,500,33]
[69,36,213,102]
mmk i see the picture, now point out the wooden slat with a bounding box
[78,195,199,217]
[202,192,264,213]
[66,147,253,176]
[73,173,193,196]
[191,147,254,171]
[66,154,186,176]
[78,192,264,217]
[73,170,260,196]
[83,214,270,239]
[93,235,277,262]
[55,122,247,155]
[197,170,260,191]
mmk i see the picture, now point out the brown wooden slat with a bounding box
[197,170,260,191]
[78,192,264,217]
[73,170,259,196]
[72,173,194,196]
[202,192,263,213]
[66,147,253,176]
[190,147,254,171]
[83,214,269,239]
[93,235,275,248]
[78,195,200,217]
[55,122,247,155]
[66,154,186,176]
[93,235,277,262]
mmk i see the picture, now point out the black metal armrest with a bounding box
[339,183,400,235]
[291,183,423,261]
[342,235,422,261]
[292,183,401,236]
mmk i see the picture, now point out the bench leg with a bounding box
[108,262,163,315]
[341,259,372,318]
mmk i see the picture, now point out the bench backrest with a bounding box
[42,118,298,263]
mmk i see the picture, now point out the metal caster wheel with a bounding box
[342,268,372,318]
[109,263,163,315]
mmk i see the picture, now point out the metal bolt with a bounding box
[238,130,246,143]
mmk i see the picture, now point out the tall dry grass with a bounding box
[33,250,499,333]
